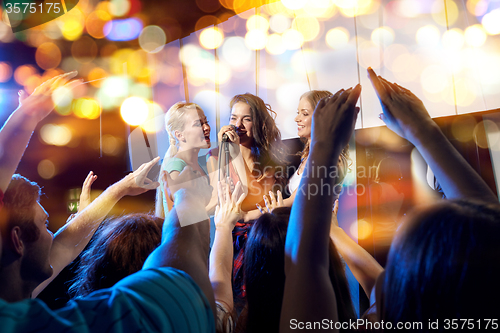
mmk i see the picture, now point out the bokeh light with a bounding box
[88,67,108,87]
[467,0,488,16]
[73,98,101,119]
[431,0,458,27]
[105,18,143,41]
[40,124,72,146]
[482,9,500,35]
[282,28,304,50]
[246,14,269,32]
[52,87,74,108]
[420,65,450,94]
[86,10,112,39]
[269,14,290,33]
[303,0,337,18]
[71,36,98,64]
[442,28,464,52]
[451,115,477,142]
[326,27,350,49]
[139,25,167,53]
[109,0,131,17]
[14,65,37,86]
[102,134,123,156]
[416,25,441,47]
[120,96,149,126]
[221,37,252,69]
[281,0,307,10]
[199,27,224,49]
[292,15,320,42]
[266,34,286,55]
[371,26,395,47]
[36,42,62,70]
[245,29,268,50]
[474,120,500,148]
[350,219,373,240]
[0,62,12,82]
[195,15,221,33]
[38,159,56,179]
[464,24,487,47]
[196,0,221,13]
[140,103,164,133]
[61,19,84,41]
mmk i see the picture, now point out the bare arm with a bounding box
[0,72,80,193]
[368,68,497,204]
[33,157,160,297]
[144,167,216,317]
[280,86,361,332]
[330,200,383,298]
[209,181,245,311]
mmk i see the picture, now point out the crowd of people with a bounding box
[0,66,498,332]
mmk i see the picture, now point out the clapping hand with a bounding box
[18,71,83,123]
[78,171,98,213]
[368,67,436,143]
[214,181,246,231]
[311,85,361,155]
[256,190,284,214]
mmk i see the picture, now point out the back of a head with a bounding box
[244,208,289,333]
[243,207,356,332]
[0,174,41,244]
[382,200,500,322]
[69,213,163,298]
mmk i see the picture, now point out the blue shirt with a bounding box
[0,267,214,333]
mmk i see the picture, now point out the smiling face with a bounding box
[177,108,211,150]
[230,101,253,146]
[295,97,314,139]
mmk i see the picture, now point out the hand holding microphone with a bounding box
[219,125,238,143]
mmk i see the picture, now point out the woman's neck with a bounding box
[176,147,200,164]
[240,144,253,162]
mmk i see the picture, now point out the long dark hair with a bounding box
[242,207,356,332]
[69,213,163,298]
[381,200,500,322]
[230,93,288,190]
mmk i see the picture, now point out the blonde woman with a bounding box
[155,102,211,218]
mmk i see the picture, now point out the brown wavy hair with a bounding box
[69,213,163,298]
[230,93,288,189]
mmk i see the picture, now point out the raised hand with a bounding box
[214,181,245,231]
[18,71,83,123]
[256,190,284,214]
[164,166,213,205]
[78,171,98,213]
[311,85,361,154]
[218,125,240,145]
[117,156,160,196]
[368,67,436,142]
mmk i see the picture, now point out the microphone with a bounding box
[222,125,237,142]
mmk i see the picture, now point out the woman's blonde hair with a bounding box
[156,101,204,218]
[299,90,352,183]
[164,102,204,158]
